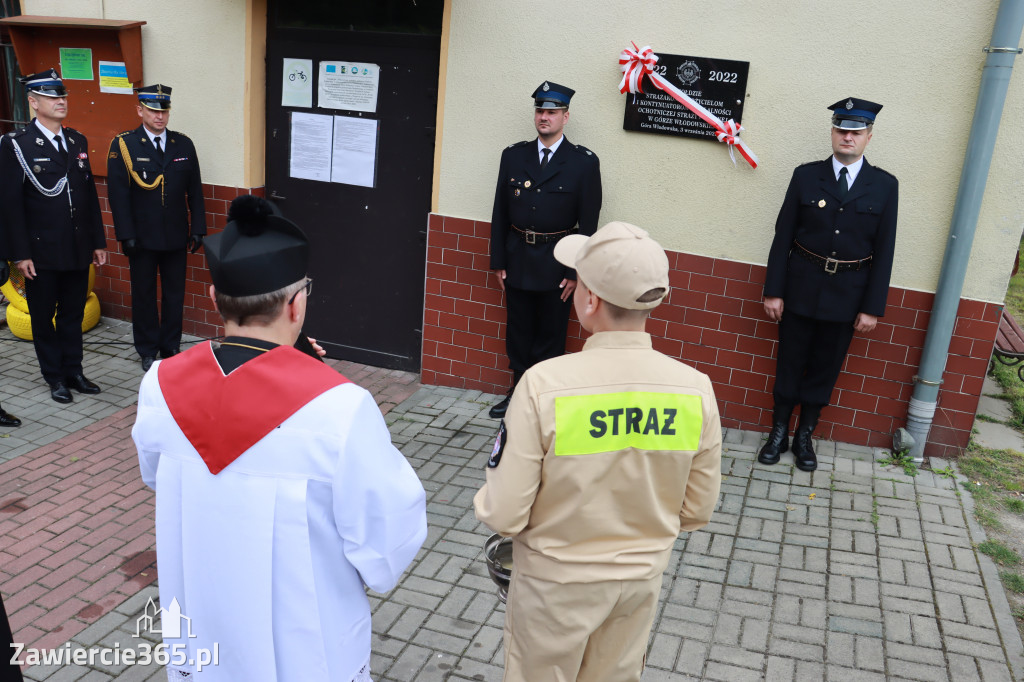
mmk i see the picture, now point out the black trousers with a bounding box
[772,310,856,408]
[128,247,187,357]
[504,286,572,376]
[24,268,89,384]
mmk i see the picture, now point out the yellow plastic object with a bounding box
[1,262,28,314]
[6,292,101,340]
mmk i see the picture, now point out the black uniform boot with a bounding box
[758,404,793,465]
[792,404,822,472]
[489,370,523,419]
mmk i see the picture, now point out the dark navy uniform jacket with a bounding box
[764,157,898,322]
[0,122,105,270]
[490,137,602,291]
[107,126,206,250]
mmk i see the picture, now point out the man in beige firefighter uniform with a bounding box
[474,221,722,682]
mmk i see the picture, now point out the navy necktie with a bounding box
[55,134,67,163]
[838,167,849,199]
[540,148,550,170]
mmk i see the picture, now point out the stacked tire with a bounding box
[2,262,100,340]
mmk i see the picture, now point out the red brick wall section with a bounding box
[92,179,265,342]
[422,213,999,458]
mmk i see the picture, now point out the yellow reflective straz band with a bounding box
[554,391,703,456]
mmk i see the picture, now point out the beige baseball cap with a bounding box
[554,221,669,310]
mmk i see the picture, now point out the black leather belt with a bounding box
[794,242,872,274]
[511,224,578,245]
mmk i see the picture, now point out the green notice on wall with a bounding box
[59,48,94,80]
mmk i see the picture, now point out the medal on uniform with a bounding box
[524,180,531,188]
[514,189,520,197]
[818,199,826,208]
[35,138,43,146]
[78,160,85,169]
[32,165,41,174]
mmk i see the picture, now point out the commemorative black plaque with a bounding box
[623,53,750,141]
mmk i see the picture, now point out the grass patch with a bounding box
[988,362,1024,430]
[976,413,1002,424]
[959,443,1024,493]
[959,443,1024,527]
[1005,497,1024,513]
[1005,238,1024,320]
[1001,571,1024,594]
[992,240,1024,428]
[979,539,1021,566]
[877,449,918,477]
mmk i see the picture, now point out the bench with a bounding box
[992,308,1024,381]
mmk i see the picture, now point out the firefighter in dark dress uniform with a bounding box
[0,69,107,405]
[488,81,602,418]
[107,84,206,372]
[760,97,898,471]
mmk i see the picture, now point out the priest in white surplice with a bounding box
[133,196,427,682]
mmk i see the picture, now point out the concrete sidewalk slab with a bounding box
[0,319,1021,680]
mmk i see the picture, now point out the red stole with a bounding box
[158,343,350,474]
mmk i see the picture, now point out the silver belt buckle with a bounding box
[824,257,839,274]
[525,230,536,245]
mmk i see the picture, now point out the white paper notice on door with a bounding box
[318,61,379,113]
[289,112,333,182]
[331,115,378,188]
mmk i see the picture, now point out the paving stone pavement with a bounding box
[1,318,1022,680]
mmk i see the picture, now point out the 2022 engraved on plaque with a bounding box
[623,53,750,142]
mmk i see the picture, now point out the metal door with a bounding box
[265,8,440,371]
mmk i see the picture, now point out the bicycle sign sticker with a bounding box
[282,57,313,108]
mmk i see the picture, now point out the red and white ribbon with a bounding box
[618,43,759,169]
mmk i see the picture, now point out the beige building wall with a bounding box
[437,2,1024,303]
[21,0,257,187]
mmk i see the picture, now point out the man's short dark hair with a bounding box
[214,278,305,326]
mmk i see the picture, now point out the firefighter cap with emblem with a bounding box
[21,69,67,97]
[135,84,172,111]
[554,221,670,310]
[828,97,882,131]
[205,196,310,297]
[532,81,574,109]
